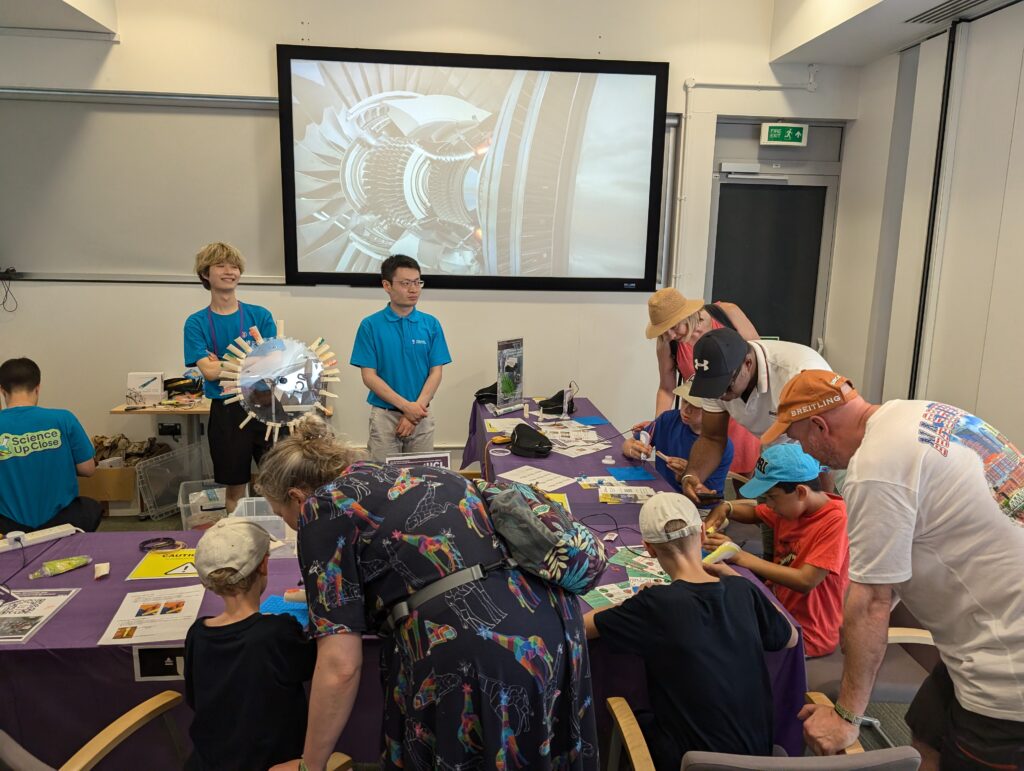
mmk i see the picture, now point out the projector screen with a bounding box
[277,46,668,291]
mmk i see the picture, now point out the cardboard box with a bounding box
[79,467,136,502]
[126,372,165,406]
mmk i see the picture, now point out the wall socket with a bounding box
[158,422,181,438]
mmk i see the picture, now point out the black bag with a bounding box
[510,424,552,458]
[537,389,576,415]
[165,376,203,397]
[474,382,498,404]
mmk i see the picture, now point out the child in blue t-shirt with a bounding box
[0,357,101,533]
[623,378,734,495]
[183,243,276,514]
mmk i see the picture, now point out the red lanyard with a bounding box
[206,302,246,356]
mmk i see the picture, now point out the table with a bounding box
[462,397,808,755]
[0,531,383,769]
[110,401,210,445]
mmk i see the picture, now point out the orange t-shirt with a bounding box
[755,494,849,658]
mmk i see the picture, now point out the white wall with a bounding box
[883,33,947,400]
[0,0,864,449]
[916,4,1024,445]
[822,53,900,386]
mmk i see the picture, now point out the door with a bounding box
[707,173,837,348]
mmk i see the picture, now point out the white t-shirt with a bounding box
[702,339,829,438]
[844,400,1024,721]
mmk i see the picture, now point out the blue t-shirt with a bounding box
[0,406,94,528]
[183,303,276,399]
[643,410,734,495]
[350,305,452,409]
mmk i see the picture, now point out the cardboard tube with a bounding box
[320,390,338,399]
[226,344,246,360]
[322,368,340,376]
[317,351,336,362]
[252,329,264,345]
[276,320,284,337]
[272,424,281,443]
[234,337,253,353]
[315,402,328,414]
[309,337,324,349]
[315,343,331,356]
[224,395,243,405]
[265,424,273,441]
[220,361,242,372]
[238,413,254,429]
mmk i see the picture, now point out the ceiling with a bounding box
[771,0,1017,65]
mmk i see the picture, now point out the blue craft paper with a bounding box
[574,415,610,426]
[608,466,657,481]
[260,595,309,627]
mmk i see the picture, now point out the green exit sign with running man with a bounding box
[760,122,809,146]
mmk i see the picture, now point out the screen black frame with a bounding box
[276,44,669,292]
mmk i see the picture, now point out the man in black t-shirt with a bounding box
[583,493,797,770]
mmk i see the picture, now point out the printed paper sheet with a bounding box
[98,584,205,645]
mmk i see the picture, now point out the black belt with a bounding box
[383,558,516,632]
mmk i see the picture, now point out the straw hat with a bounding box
[645,288,705,339]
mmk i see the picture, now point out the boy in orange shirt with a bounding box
[704,444,849,657]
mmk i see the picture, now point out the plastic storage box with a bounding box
[178,480,227,529]
[136,442,213,521]
[231,497,297,558]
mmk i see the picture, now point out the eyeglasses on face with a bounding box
[392,279,425,289]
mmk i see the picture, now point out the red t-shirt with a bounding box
[755,494,849,658]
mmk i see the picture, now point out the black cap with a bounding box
[689,328,749,398]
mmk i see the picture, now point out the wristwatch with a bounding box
[834,702,880,729]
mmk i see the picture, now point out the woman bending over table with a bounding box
[260,417,598,771]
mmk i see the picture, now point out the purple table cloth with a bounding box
[2,398,807,765]
[462,397,808,756]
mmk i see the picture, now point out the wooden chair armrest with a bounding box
[888,627,934,646]
[804,692,866,755]
[726,471,751,484]
[606,696,655,771]
[60,691,184,771]
[327,752,354,771]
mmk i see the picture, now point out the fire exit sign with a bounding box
[760,122,809,146]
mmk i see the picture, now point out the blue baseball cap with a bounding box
[739,444,824,499]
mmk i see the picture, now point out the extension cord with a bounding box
[0,523,78,553]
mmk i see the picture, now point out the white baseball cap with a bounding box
[195,518,270,584]
[639,492,703,544]
[671,377,704,409]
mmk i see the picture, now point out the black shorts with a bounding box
[207,399,276,486]
[906,661,1024,769]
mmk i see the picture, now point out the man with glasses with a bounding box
[351,254,451,461]
[679,327,828,503]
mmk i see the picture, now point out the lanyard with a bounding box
[206,302,246,356]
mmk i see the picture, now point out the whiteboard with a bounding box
[0,97,285,281]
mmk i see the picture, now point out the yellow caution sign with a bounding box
[127,549,198,581]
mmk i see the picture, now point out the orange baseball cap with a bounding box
[761,370,859,445]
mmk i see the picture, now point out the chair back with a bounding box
[682,746,921,770]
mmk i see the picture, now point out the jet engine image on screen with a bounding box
[277,46,668,291]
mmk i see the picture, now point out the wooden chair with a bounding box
[606,696,655,771]
[0,689,355,771]
[0,690,184,771]
[606,694,920,770]
[327,752,355,770]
